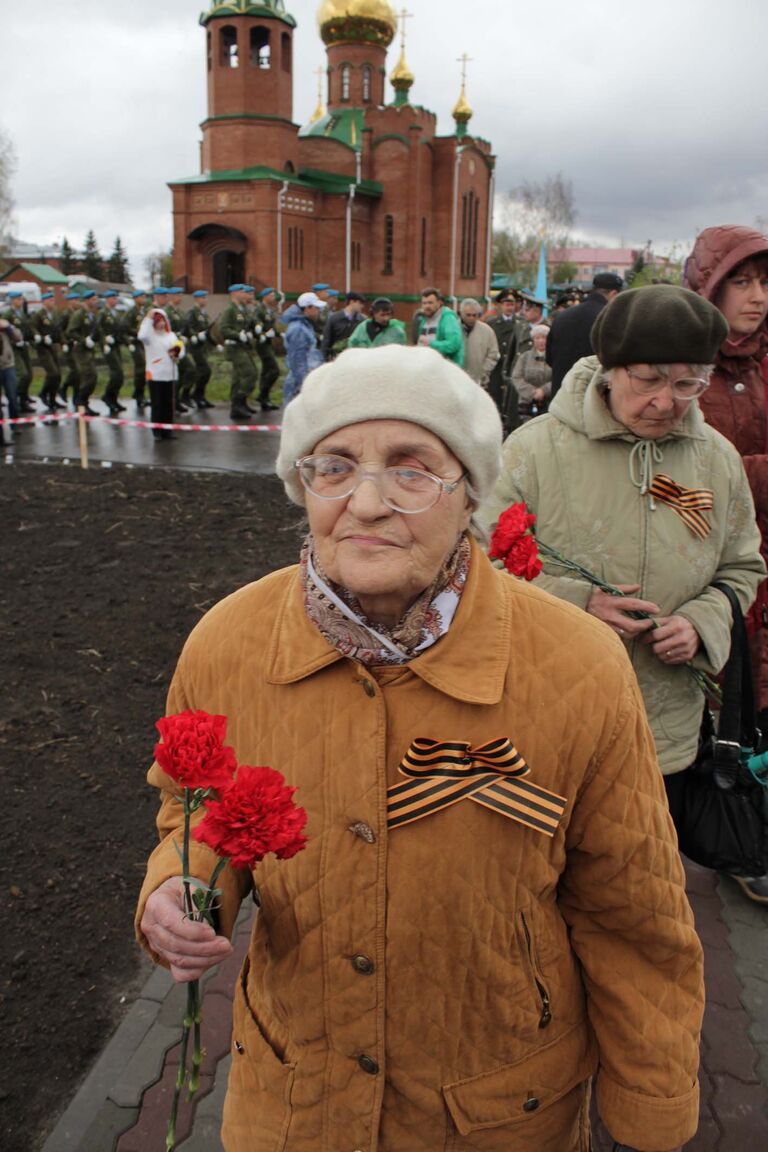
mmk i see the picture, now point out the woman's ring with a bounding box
[617,628,625,636]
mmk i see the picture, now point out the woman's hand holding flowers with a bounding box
[141,876,233,982]
[642,614,701,664]
[587,584,659,639]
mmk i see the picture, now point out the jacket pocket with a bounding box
[442,1023,597,1147]
[223,955,296,1152]
[519,911,553,1029]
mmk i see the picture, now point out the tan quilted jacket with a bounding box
[137,540,703,1152]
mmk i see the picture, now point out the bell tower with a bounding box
[317,0,397,109]
[200,0,299,174]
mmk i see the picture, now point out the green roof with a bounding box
[200,0,296,28]
[169,164,382,197]
[299,109,366,152]
[16,262,69,285]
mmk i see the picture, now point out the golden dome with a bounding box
[390,46,414,89]
[317,0,397,49]
[452,86,473,123]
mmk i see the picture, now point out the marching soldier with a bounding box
[60,291,82,406]
[65,290,101,414]
[5,291,35,412]
[99,290,127,415]
[128,289,150,409]
[218,283,259,419]
[33,292,64,411]
[165,286,196,411]
[254,286,280,411]
[185,289,215,409]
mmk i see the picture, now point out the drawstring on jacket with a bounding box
[628,439,664,508]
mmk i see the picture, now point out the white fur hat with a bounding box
[276,345,503,506]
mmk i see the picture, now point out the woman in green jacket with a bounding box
[482,286,766,780]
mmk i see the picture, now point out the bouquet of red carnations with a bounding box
[153,710,307,1150]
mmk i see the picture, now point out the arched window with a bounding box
[420,217,428,277]
[460,191,479,278]
[383,214,394,275]
[207,31,212,73]
[340,64,351,102]
[220,25,238,68]
[250,27,271,69]
[281,32,292,73]
[284,161,295,174]
[362,64,372,102]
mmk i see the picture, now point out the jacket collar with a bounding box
[265,536,509,705]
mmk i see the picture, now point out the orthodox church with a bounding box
[170,0,495,307]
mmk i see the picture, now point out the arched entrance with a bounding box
[187,223,248,292]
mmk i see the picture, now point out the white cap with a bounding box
[297,292,325,309]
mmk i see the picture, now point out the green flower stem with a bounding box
[166,993,194,1151]
[536,541,722,704]
[188,980,203,1099]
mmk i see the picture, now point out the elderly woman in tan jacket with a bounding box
[138,345,702,1152]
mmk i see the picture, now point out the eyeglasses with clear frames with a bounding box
[295,454,467,514]
[625,367,710,400]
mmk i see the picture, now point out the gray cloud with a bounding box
[3,0,767,268]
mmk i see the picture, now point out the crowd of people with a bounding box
[130,223,768,1152]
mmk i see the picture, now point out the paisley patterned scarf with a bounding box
[300,533,471,665]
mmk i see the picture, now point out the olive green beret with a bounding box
[590,285,728,368]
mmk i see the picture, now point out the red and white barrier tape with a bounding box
[1,412,280,432]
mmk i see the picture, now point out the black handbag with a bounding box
[674,582,767,877]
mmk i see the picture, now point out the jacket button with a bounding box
[358,1054,379,1075]
[361,678,376,697]
[522,1097,540,1112]
[348,821,376,843]
[234,1040,245,1054]
[351,954,374,975]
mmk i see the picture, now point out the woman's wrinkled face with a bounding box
[305,420,472,625]
[606,364,697,439]
[532,331,548,353]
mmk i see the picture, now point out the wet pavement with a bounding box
[2,401,282,475]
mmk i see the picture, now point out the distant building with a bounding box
[170,0,495,309]
[1,262,70,303]
[0,238,67,270]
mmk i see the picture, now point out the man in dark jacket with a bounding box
[321,292,365,360]
[546,272,623,397]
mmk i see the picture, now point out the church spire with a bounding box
[452,52,473,138]
[390,8,414,106]
[308,64,326,123]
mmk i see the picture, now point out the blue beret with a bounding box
[7,290,23,299]
[192,289,208,297]
[167,285,182,294]
[101,289,117,298]
[132,289,147,298]
[81,290,96,300]
[312,283,330,292]
[228,283,246,293]
[259,286,276,298]
[326,289,340,297]
[243,285,255,293]
[153,287,169,296]
[65,291,80,300]
[41,292,54,300]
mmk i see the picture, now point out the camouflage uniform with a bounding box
[218,299,258,418]
[165,299,197,410]
[99,301,126,414]
[33,301,64,411]
[65,301,101,412]
[128,297,149,407]
[6,302,34,410]
[184,300,214,408]
[254,296,281,409]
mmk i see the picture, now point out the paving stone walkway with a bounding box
[41,863,767,1152]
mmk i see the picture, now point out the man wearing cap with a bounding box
[3,292,35,412]
[33,292,65,412]
[184,289,215,409]
[487,290,521,418]
[127,290,150,410]
[415,287,464,366]
[348,297,406,348]
[546,272,622,399]
[64,290,101,415]
[283,292,324,404]
[321,291,366,361]
[99,291,127,416]
[219,284,259,419]
[253,287,281,411]
[164,287,195,412]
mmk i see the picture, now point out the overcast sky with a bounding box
[3,0,767,277]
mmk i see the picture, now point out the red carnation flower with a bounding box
[193,765,308,870]
[504,534,543,580]
[155,710,237,792]
[488,502,537,561]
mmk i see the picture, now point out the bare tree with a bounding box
[0,126,17,253]
[493,172,577,279]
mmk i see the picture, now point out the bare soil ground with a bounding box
[0,462,303,1152]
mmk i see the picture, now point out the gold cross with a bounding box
[457,52,473,87]
[397,8,414,49]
